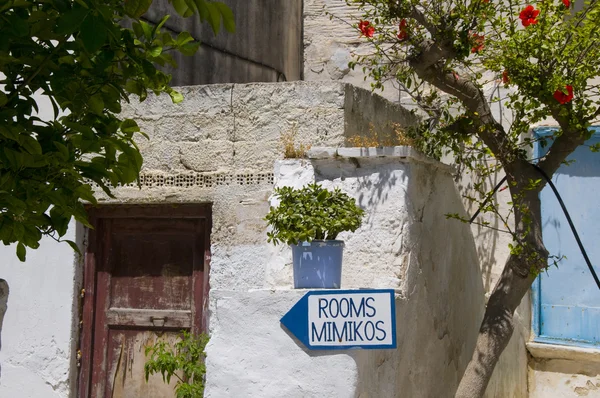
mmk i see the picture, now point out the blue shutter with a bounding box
[533,129,600,346]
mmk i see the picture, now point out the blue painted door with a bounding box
[538,134,600,344]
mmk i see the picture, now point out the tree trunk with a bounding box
[455,187,546,397]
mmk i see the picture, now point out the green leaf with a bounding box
[204,2,222,35]
[121,119,140,134]
[139,20,153,41]
[16,242,26,262]
[169,90,184,103]
[124,0,153,18]
[176,31,194,46]
[6,14,29,37]
[179,41,200,56]
[20,135,43,155]
[55,5,89,35]
[148,46,163,57]
[153,15,170,35]
[64,239,82,255]
[80,14,108,53]
[172,0,194,17]
[53,141,70,161]
[214,2,235,33]
[193,0,210,21]
[88,94,104,115]
[0,92,7,107]
[75,184,98,204]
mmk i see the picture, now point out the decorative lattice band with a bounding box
[117,171,275,189]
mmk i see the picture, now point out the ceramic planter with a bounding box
[290,240,344,288]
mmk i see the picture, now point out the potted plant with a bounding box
[265,183,364,289]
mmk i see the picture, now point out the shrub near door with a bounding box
[265,183,364,288]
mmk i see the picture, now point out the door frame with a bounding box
[77,204,212,397]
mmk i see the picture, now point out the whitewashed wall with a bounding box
[205,148,485,397]
[0,221,81,398]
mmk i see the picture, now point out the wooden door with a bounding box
[78,205,211,398]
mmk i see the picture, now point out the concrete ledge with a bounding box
[527,341,600,362]
[307,146,455,173]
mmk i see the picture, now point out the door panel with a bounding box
[79,205,211,398]
[109,227,195,311]
[539,135,600,344]
[106,330,182,398]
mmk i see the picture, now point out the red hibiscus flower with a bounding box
[397,19,408,41]
[502,70,510,84]
[562,0,570,7]
[553,85,574,104]
[471,33,485,53]
[483,0,490,3]
[359,20,375,37]
[519,5,540,27]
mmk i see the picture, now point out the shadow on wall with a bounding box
[455,158,505,293]
[314,157,485,397]
[0,279,8,379]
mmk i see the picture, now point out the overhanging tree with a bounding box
[0,0,233,260]
[344,0,600,396]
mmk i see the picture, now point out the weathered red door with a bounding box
[79,205,211,398]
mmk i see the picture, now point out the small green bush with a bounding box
[144,331,208,398]
[265,183,364,245]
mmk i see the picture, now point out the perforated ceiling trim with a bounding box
[113,171,274,189]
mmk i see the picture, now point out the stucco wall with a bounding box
[205,148,485,397]
[0,221,82,398]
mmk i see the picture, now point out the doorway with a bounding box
[78,204,211,397]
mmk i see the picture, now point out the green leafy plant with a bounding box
[144,331,209,398]
[265,183,364,245]
[0,0,234,260]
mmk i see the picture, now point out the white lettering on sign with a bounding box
[307,292,394,347]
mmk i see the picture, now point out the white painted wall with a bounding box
[205,149,485,397]
[0,221,80,398]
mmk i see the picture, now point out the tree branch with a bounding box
[536,106,588,179]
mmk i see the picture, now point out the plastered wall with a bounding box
[205,149,484,397]
[0,222,82,398]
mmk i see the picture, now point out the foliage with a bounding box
[341,0,600,259]
[144,331,209,398]
[280,123,311,158]
[0,0,234,260]
[265,183,364,245]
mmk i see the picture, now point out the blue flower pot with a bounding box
[291,240,344,289]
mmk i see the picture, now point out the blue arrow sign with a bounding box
[281,289,397,350]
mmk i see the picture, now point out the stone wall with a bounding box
[108,82,417,291]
